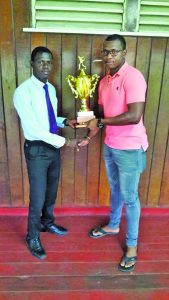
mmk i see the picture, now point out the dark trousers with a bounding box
[24,140,60,239]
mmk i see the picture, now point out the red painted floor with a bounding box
[0,212,169,299]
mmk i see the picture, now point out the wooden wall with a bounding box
[0,0,169,208]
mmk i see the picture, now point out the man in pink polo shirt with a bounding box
[78,34,148,272]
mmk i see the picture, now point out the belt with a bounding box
[25,139,57,150]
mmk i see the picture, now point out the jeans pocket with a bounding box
[139,150,147,173]
[24,143,39,159]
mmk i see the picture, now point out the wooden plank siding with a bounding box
[0,0,169,208]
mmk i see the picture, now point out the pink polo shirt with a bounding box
[98,62,148,151]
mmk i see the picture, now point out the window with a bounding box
[31,0,125,34]
[139,0,169,33]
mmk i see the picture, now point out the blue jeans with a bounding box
[104,144,146,247]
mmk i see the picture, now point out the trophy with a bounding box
[66,56,100,127]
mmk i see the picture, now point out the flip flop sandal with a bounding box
[118,254,137,272]
[88,227,119,238]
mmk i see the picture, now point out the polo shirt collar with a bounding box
[106,62,128,79]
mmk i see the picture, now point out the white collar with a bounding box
[31,74,48,88]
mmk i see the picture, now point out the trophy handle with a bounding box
[66,75,78,98]
[89,74,100,97]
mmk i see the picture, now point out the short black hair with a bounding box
[31,46,53,61]
[105,34,126,50]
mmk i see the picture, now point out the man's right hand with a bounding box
[67,119,77,128]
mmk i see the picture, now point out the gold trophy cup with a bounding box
[66,56,100,127]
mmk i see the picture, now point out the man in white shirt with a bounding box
[13,46,77,259]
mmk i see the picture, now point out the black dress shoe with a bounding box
[40,223,47,232]
[26,236,46,260]
[41,224,68,236]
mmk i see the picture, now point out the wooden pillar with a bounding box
[123,0,141,32]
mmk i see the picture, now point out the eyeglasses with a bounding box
[102,49,124,56]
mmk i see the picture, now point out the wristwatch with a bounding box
[97,118,104,129]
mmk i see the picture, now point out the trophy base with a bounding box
[76,111,95,128]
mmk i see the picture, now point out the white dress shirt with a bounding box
[13,75,66,148]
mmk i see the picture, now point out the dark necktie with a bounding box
[43,84,58,134]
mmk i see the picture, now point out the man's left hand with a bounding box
[65,138,79,149]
